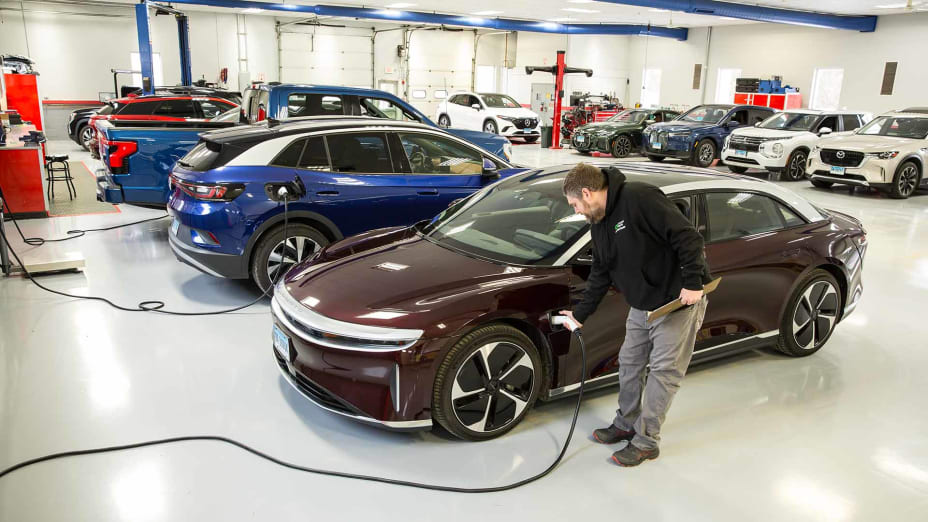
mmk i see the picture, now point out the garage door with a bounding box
[278,28,373,88]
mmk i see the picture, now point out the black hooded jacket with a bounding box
[573,167,711,323]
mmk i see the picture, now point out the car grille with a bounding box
[572,132,586,148]
[514,118,538,129]
[647,131,666,149]
[820,149,864,167]
[275,350,356,415]
[728,135,772,152]
[812,170,868,182]
[725,156,759,165]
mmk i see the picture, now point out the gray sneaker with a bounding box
[592,425,635,444]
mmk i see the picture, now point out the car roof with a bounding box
[201,116,437,144]
[879,111,928,118]
[509,161,823,221]
[246,83,396,97]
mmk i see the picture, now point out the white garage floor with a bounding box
[2,141,928,521]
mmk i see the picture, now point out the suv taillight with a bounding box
[100,137,137,174]
[170,175,245,201]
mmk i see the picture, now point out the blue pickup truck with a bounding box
[96,84,513,205]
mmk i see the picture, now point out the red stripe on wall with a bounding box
[42,100,104,105]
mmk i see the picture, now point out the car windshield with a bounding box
[480,94,521,108]
[679,105,732,124]
[760,112,820,131]
[607,110,649,123]
[421,172,588,265]
[856,116,928,139]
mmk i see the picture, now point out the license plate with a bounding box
[735,149,748,157]
[575,135,585,143]
[171,218,180,236]
[651,140,662,150]
[830,166,846,175]
[273,324,291,361]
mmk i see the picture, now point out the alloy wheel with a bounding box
[451,341,535,433]
[613,136,632,158]
[80,126,94,148]
[898,164,918,197]
[792,280,839,350]
[787,151,807,180]
[266,235,319,282]
[484,121,497,134]
[698,142,715,166]
[438,115,450,128]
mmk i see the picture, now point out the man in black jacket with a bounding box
[559,163,711,467]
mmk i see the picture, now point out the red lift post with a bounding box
[525,50,592,149]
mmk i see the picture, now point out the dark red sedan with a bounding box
[271,162,866,440]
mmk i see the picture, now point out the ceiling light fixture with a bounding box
[241,7,262,13]
[385,2,417,8]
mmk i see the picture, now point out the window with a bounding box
[749,110,772,125]
[116,101,159,116]
[810,68,844,111]
[842,114,862,131]
[199,100,236,119]
[411,89,427,99]
[671,196,693,221]
[640,68,662,108]
[272,139,306,168]
[480,94,521,109]
[818,115,839,133]
[398,133,484,175]
[325,133,392,173]
[246,89,270,122]
[778,205,805,228]
[679,105,730,124]
[728,109,749,126]
[298,137,329,170]
[706,192,794,242]
[287,94,344,118]
[359,97,418,122]
[129,52,164,89]
[715,68,741,104]
[856,116,928,139]
[153,99,196,117]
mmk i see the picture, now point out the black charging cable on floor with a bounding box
[0,329,587,492]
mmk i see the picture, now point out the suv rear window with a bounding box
[154,99,196,117]
[177,141,220,172]
[287,94,345,118]
[116,101,159,116]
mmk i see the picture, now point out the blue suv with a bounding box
[167,118,526,290]
[641,104,775,167]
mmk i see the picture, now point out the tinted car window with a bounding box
[298,137,330,170]
[272,139,305,168]
[288,94,344,118]
[818,115,839,132]
[778,204,805,228]
[116,101,159,115]
[398,133,483,175]
[177,142,220,172]
[326,133,392,173]
[153,99,196,117]
[749,110,771,125]
[842,114,862,131]
[359,97,418,122]
[97,104,115,116]
[729,109,749,126]
[706,192,789,242]
[198,100,236,119]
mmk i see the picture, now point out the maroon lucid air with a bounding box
[271,162,867,441]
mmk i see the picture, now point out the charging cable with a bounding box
[0,327,588,493]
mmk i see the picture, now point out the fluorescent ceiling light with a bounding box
[562,7,599,13]
[241,7,262,13]
[538,22,560,29]
[385,2,416,7]
[472,10,503,15]
[377,9,403,16]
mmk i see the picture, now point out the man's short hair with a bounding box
[563,163,606,199]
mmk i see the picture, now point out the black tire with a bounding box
[783,149,809,181]
[78,124,94,151]
[611,134,634,158]
[523,136,539,143]
[776,269,841,357]
[483,119,498,134]
[647,154,665,162]
[810,179,833,189]
[437,114,451,128]
[727,165,749,174]
[889,160,920,199]
[250,223,329,292]
[692,139,716,168]
[432,324,544,441]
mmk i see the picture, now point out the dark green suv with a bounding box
[571,108,680,158]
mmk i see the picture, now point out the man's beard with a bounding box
[584,205,606,224]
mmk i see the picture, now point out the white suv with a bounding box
[436,92,540,142]
[722,110,869,181]
[807,112,928,199]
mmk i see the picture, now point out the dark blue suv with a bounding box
[167,118,526,290]
[641,104,775,167]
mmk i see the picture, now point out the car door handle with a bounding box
[417,190,439,196]
[316,191,339,196]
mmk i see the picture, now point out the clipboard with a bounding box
[647,277,721,323]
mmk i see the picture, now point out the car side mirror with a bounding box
[819,127,833,135]
[482,157,499,177]
[754,121,761,127]
[727,120,741,128]
[471,103,482,111]
[645,119,656,124]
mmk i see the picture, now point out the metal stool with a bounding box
[45,154,76,200]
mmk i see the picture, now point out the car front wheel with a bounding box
[611,135,633,158]
[776,269,841,357]
[79,125,94,150]
[784,149,809,181]
[692,139,716,168]
[483,120,498,134]
[250,223,329,292]
[432,324,544,441]
[889,160,920,199]
[438,114,451,128]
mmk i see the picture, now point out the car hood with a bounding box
[282,229,563,339]
[732,127,809,139]
[816,133,922,151]
[445,128,511,156]
[577,121,639,133]
[649,121,715,133]
[490,107,537,118]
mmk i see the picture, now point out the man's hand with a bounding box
[679,288,704,306]
[558,310,582,331]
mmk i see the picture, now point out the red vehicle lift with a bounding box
[525,50,592,149]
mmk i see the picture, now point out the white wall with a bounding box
[626,28,709,111]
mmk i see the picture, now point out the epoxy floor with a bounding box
[2,141,928,521]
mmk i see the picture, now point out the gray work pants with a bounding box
[613,297,708,451]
